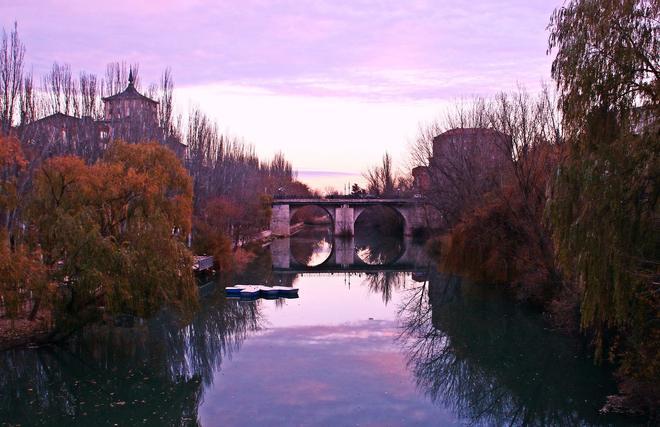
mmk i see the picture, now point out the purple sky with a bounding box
[2,0,558,189]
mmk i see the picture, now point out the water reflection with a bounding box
[0,232,632,426]
[0,286,262,426]
[354,231,405,265]
[398,272,628,426]
[289,225,333,266]
[362,272,407,304]
[276,225,419,270]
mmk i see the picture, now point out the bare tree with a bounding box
[79,71,101,118]
[412,88,563,291]
[19,71,36,126]
[363,152,395,196]
[158,67,174,135]
[486,88,563,286]
[42,62,79,116]
[409,99,508,226]
[0,22,25,134]
[408,98,490,170]
[104,61,140,96]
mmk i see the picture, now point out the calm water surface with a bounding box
[0,226,635,426]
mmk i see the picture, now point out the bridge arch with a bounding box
[290,204,335,229]
[353,205,406,237]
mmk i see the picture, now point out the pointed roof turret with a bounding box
[101,68,157,105]
[128,68,135,87]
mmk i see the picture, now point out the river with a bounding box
[0,226,636,426]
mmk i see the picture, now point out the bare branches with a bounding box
[42,62,78,116]
[104,61,139,96]
[158,68,174,136]
[363,152,397,196]
[79,72,101,118]
[0,22,25,134]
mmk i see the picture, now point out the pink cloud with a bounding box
[3,0,556,100]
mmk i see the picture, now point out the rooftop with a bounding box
[101,70,158,105]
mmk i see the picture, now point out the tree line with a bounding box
[0,22,306,345]
[407,0,657,415]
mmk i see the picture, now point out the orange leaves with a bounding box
[102,141,193,234]
[32,141,193,238]
[202,196,243,226]
[27,141,196,320]
[0,231,48,321]
[0,136,27,212]
[0,136,26,170]
[32,156,88,210]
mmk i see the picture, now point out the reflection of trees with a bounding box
[398,272,621,426]
[290,226,333,266]
[0,286,262,425]
[236,244,298,287]
[355,231,404,265]
[363,272,407,304]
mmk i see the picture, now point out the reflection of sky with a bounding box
[306,239,333,267]
[263,275,406,327]
[199,275,459,426]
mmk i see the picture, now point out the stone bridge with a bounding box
[270,198,427,237]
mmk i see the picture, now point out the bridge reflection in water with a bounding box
[270,229,429,274]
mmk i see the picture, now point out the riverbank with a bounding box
[0,311,52,351]
[428,232,655,420]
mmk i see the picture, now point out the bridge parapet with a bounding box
[272,197,422,206]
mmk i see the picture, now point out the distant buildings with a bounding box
[429,127,509,178]
[102,70,157,124]
[412,166,431,192]
[413,127,511,226]
[414,127,509,190]
[20,69,184,159]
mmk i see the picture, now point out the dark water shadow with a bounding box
[0,285,263,426]
[397,271,638,426]
[354,227,405,265]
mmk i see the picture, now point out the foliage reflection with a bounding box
[355,230,404,265]
[398,272,628,426]
[0,285,262,426]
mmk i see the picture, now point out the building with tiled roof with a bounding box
[102,69,157,124]
[21,69,185,159]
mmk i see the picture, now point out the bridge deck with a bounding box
[273,266,424,274]
[273,198,421,206]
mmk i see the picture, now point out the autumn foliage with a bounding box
[28,141,196,320]
[0,136,48,326]
[423,0,659,414]
[192,196,267,273]
[0,139,197,340]
[441,142,561,305]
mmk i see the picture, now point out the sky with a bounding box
[1,0,558,190]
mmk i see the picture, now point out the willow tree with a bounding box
[548,0,658,408]
[29,142,196,326]
[0,136,47,323]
